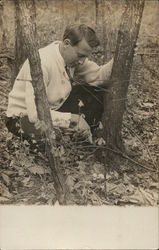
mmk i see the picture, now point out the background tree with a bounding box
[11,0,36,85]
[103,0,145,160]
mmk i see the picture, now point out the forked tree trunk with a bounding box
[103,0,145,153]
[15,0,68,204]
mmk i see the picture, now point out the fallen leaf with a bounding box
[150,182,158,189]
[28,165,45,175]
[81,187,87,197]
[2,170,15,176]
[47,198,54,205]
[125,184,135,194]
[0,197,9,202]
[2,151,10,160]
[106,182,119,193]
[93,173,97,179]
[22,177,31,187]
[0,183,12,198]
[143,102,154,108]
[78,99,84,107]
[98,174,104,180]
[6,132,13,141]
[59,145,65,157]
[126,198,139,205]
[123,173,131,184]
[65,175,75,192]
[105,173,112,180]
[139,187,157,206]
[1,173,10,186]
[114,171,119,179]
[18,168,24,176]
[23,140,30,146]
[98,121,103,130]
[107,183,126,195]
[96,137,106,145]
[54,200,60,206]
[127,188,151,205]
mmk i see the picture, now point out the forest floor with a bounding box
[0,51,158,206]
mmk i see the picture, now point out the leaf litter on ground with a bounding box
[0,47,158,206]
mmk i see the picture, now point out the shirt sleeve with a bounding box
[50,110,71,128]
[76,58,114,86]
[25,81,71,129]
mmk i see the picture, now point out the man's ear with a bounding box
[63,39,71,47]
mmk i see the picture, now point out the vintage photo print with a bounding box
[0,0,158,249]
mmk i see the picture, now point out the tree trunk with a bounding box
[15,0,68,204]
[11,0,32,85]
[103,0,145,154]
[0,0,4,49]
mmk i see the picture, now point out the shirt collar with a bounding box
[53,41,66,68]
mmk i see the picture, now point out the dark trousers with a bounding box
[5,116,42,141]
[6,85,104,139]
[58,84,104,129]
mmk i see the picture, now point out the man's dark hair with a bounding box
[63,24,100,48]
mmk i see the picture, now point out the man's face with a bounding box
[63,38,92,67]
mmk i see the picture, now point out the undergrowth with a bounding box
[0,45,158,206]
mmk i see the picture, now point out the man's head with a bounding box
[60,24,100,67]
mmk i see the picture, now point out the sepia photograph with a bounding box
[0,0,158,248]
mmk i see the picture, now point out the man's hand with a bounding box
[70,114,89,131]
[70,114,92,143]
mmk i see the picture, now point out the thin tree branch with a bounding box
[76,144,158,173]
[124,124,158,169]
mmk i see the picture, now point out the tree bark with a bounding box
[103,0,145,153]
[15,0,68,204]
[0,0,4,49]
[11,0,33,85]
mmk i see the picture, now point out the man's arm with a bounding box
[20,58,70,128]
[26,80,90,131]
[25,60,90,131]
[76,58,114,86]
[25,81,73,128]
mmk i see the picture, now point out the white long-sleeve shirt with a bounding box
[7,41,113,128]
